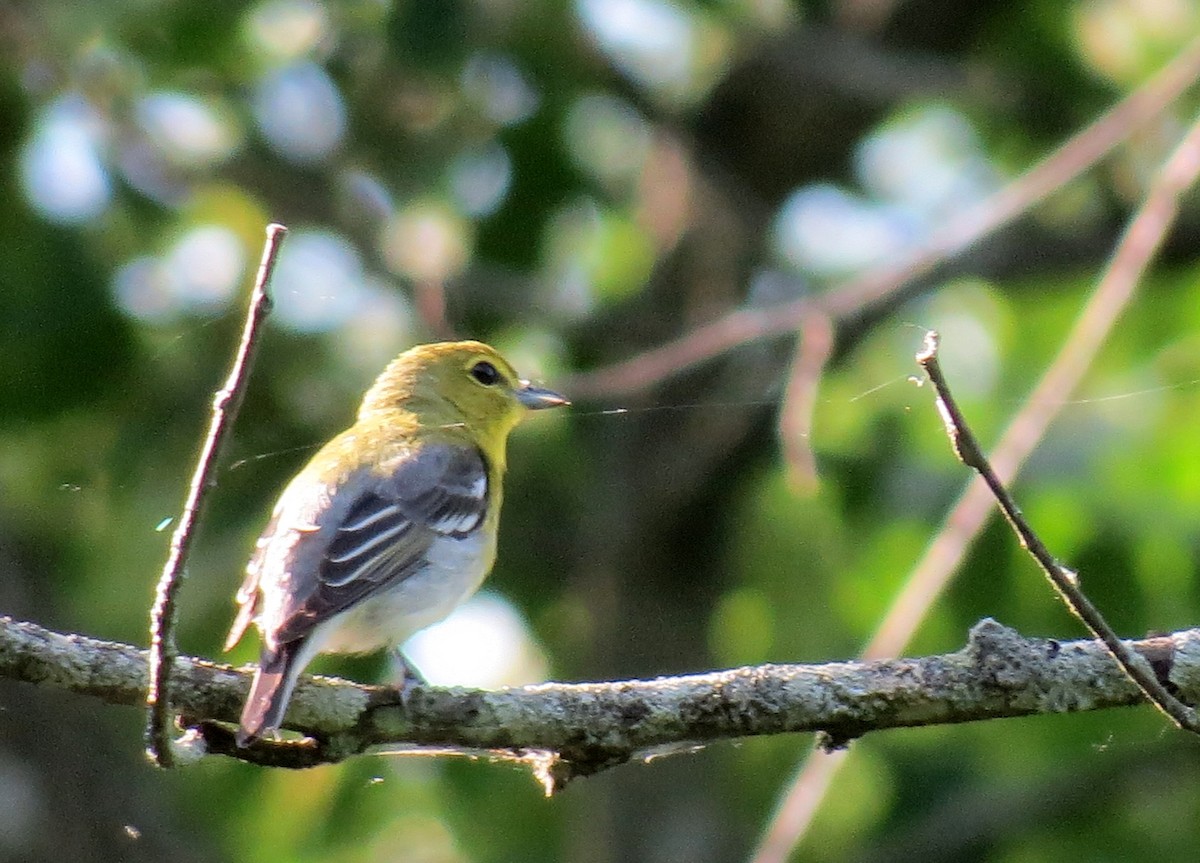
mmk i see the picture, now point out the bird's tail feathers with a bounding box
[236,643,305,747]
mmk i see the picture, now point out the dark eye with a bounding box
[470,361,501,386]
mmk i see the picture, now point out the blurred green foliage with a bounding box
[3,1,1200,861]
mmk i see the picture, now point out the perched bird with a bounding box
[224,340,567,745]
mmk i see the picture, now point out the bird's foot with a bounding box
[388,649,427,709]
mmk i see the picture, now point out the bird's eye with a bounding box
[470,361,501,386]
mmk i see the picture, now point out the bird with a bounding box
[224,340,568,745]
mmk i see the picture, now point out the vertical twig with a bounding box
[146,224,287,768]
[917,331,1199,731]
[413,277,453,339]
[779,312,835,495]
[750,105,1200,863]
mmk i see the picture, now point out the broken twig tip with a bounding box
[916,330,940,364]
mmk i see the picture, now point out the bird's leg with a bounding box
[388,648,427,707]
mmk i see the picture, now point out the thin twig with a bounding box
[917,331,1200,731]
[779,312,835,494]
[146,224,287,768]
[750,109,1200,863]
[568,34,1200,398]
[865,116,1200,662]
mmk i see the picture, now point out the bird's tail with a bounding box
[236,643,305,747]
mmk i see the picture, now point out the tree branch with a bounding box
[917,331,1200,731]
[6,614,1200,789]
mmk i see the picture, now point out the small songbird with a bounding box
[224,340,568,745]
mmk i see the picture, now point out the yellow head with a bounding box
[358,341,568,441]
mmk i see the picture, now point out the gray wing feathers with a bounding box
[267,443,488,643]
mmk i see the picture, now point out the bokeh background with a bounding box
[4,1,1200,861]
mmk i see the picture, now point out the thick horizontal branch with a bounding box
[1,615,1196,786]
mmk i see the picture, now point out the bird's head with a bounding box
[359,340,568,439]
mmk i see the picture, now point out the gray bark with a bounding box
[0,615,1192,786]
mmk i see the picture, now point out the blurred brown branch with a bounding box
[779,312,834,494]
[567,34,1200,398]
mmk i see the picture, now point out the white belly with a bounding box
[316,530,495,655]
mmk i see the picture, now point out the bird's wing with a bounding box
[233,442,489,649]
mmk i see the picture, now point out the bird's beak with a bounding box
[516,382,570,410]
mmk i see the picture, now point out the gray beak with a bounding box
[516,382,570,410]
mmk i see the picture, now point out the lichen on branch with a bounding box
[1,614,1196,784]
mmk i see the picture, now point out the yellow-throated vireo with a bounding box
[224,340,568,745]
